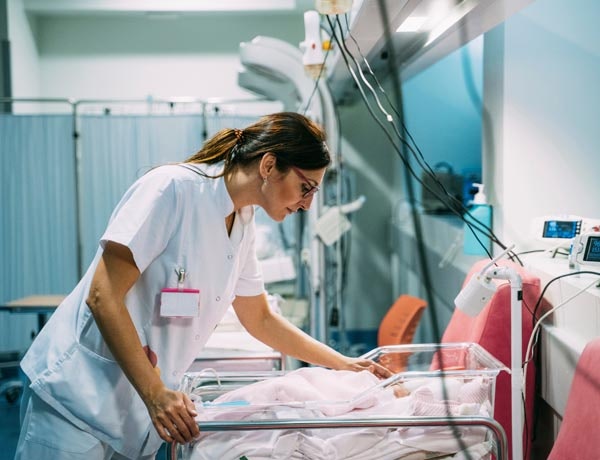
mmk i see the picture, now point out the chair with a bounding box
[441,259,542,460]
[377,294,426,372]
[547,338,600,460]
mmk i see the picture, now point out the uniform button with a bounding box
[227,254,233,260]
[216,296,221,301]
[195,335,200,340]
[172,371,178,377]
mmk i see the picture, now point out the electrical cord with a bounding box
[300,44,332,117]
[328,16,499,263]
[335,15,520,264]
[520,270,600,457]
[528,270,600,354]
[530,270,600,329]
[338,2,473,456]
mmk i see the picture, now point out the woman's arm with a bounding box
[232,293,390,378]
[86,241,199,444]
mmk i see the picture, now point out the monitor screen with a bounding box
[542,220,580,239]
[583,236,600,263]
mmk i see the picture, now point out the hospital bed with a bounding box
[190,303,285,372]
[168,343,509,460]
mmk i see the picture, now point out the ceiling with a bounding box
[22,0,315,16]
[326,0,535,103]
[23,0,535,104]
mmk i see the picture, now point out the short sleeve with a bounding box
[234,220,265,297]
[100,170,179,273]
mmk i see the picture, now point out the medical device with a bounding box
[315,0,353,15]
[531,215,600,248]
[531,215,582,245]
[454,244,525,460]
[569,232,600,269]
[300,10,325,79]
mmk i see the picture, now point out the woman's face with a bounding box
[262,164,326,222]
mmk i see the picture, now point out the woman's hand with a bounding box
[337,357,393,379]
[144,386,200,444]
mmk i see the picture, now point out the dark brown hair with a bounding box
[184,112,331,176]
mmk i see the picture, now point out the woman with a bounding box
[15,112,388,460]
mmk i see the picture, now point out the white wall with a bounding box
[36,14,305,102]
[481,0,600,443]
[8,0,41,101]
[485,0,600,249]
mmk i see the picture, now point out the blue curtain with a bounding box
[0,115,78,352]
[79,115,206,267]
[204,113,258,138]
[0,112,264,353]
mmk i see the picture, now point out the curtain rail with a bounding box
[0,96,269,278]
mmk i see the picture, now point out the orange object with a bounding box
[377,295,426,372]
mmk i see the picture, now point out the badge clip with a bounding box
[160,267,200,317]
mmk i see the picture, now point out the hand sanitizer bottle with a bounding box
[463,183,492,255]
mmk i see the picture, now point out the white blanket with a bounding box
[188,367,493,460]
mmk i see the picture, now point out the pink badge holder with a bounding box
[160,268,200,317]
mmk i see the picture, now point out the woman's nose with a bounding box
[298,194,314,211]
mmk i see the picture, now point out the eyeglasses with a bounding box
[290,166,320,198]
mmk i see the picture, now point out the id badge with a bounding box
[160,267,200,317]
[160,288,200,317]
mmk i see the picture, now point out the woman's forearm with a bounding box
[86,249,165,401]
[233,294,346,369]
[87,290,164,400]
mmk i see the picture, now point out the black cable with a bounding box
[337,16,520,264]
[531,270,600,329]
[523,270,600,457]
[327,2,504,454]
[332,17,497,263]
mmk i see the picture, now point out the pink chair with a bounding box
[548,338,600,460]
[441,259,543,460]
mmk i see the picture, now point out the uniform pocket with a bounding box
[26,393,102,454]
[40,343,136,442]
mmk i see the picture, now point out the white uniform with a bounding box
[19,163,265,458]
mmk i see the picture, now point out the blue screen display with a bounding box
[543,220,579,239]
[584,236,600,262]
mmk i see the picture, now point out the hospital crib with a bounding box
[169,343,509,460]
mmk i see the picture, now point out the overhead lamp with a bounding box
[300,10,326,79]
[315,0,353,15]
[454,244,524,460]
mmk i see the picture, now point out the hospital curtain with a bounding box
[0,114,78,352]
[0,112,263,353]
[204,113,258,138]
[79,114,206,267]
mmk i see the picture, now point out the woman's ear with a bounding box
[259,153,277,179]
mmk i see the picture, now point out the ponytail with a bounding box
[184,112,330,177]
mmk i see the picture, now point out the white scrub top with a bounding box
[20,162,265,458]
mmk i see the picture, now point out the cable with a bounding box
[330,17,507,262]
[531,270,600,329]
[522,270,600,455]
[337,16,521,265]
[300,43,332,116]
[522,274,600,396]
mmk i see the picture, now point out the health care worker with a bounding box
[15,112,389,460]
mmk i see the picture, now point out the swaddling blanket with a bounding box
[188,367,492,460]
